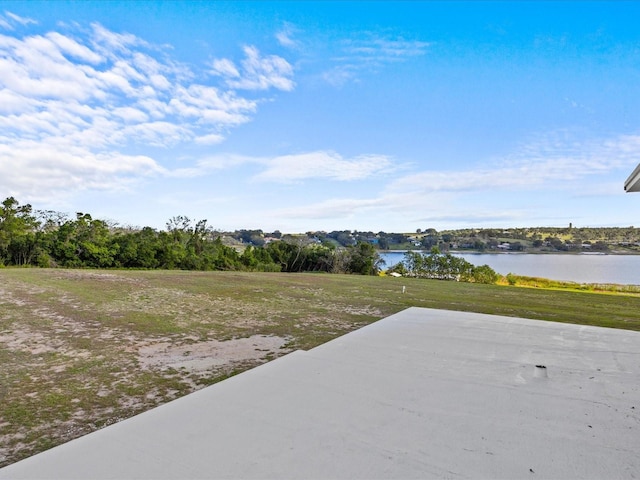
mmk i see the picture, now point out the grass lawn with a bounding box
[1,268,639,467]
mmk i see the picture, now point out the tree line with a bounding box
[0,197,381,275]
[427,226,640,253]
[0,196,501,283]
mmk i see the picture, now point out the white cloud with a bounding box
[0,89,37,114]
[210,58,239,78]
[112,106,149,123]
[253,151,394,183]
[158,150,395,184]
[170,84,255,124]
[261,132,640,229]
[5,12,37,27]
[210,45,295,91]
[275,23,299,49]
[194,133,225,145]
[166,153,254,178]
[322,66,358,87]
[414,210,528,225]
[113,121,191,147]
[264,182,531,230]
[344,36,431,60]
[323,34,430,85]
[0,12,37,30]
[388,133,640,195]
[275,197,383,220]
[0,139,165,201]
[0,20,294,200]
[90,22,144,54]
[46,31,103,64]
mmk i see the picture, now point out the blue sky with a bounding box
[1,1,639,232]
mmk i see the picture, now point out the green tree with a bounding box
[266,240,297,272]
[346,241,381,275]
[400,249,497,284]
[112,227,161,268]
[241,245,259,269]
[0,197,40,266]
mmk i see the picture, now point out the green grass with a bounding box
[1,268,639,467]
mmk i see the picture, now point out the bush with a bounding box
[472,265,499,284]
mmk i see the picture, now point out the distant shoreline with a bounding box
[380,249,640,256]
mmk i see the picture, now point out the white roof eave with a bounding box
[624,163,640,192]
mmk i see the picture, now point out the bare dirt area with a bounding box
[136,335,289,377]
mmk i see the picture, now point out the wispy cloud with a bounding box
[414,211,527,224]
[167,153,257,178]
[160,150,396,183]
[343,35,431,60]
[0,11,37,30]
[252,151,394,183]
[6,12,37,26]
[388,132,640,195]
[274,197,384,220]
[0,17,294,200]
[210,45,295,91]
[90,22,145,54]
[324,34,430,86]
[267,132,640,228]
[275,23,299,49]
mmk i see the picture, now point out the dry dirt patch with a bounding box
[137,335,290,372]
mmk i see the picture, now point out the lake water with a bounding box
[380,251,640,285]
